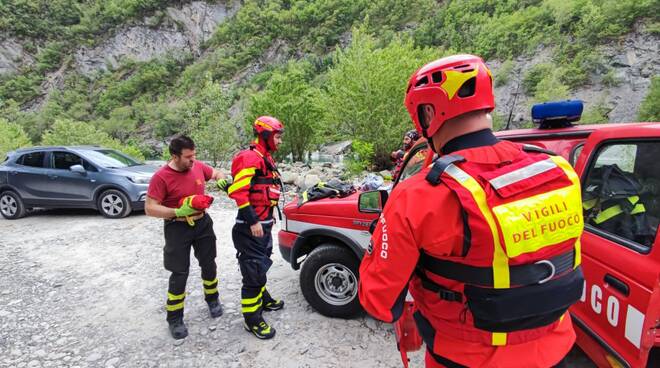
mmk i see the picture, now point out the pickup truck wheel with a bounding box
[97,189,131,218]
[300,244,362,318]
[0,191,26,219]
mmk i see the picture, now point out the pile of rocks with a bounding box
[278,162,346,191]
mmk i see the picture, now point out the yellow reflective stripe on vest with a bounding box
[550,156,583,267]
[204,287,218,295]
[444,165,510,289]
[238,201,251,209]
[234,167,256,183]
[228,177,252,194]
[491,332,507,346]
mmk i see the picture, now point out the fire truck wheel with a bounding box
[300,243,363,318]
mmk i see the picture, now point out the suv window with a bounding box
[582,141,660,250]
[51,151,96,171]
[18,152,46,168]
[398,146,430,183]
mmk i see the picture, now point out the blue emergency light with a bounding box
[531,100,583,129]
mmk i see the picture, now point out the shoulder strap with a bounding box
[425,155,465,186]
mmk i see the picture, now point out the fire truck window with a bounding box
[583,142,659,249]
[399,147,429,182]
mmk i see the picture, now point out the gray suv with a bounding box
[0,146,158,219]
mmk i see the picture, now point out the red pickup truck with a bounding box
[278,104,659,368]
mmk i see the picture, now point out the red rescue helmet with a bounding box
[253,116,284,151]
[404,54,495,139]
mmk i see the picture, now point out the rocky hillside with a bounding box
[1,0,658,166]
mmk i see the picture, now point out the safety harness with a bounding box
[417,145,584,346]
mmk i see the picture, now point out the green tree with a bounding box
[184,77,237,166]
[0,118,31,159]
[318,29,440,168]
[638,76,660,121]
[41,119,144,160]
[248,61,322,161]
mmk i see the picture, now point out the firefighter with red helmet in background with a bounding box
[358,55,585,367]
[227,116,285,339]
[391,129,421,181]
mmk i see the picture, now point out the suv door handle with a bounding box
[604,274,630,296]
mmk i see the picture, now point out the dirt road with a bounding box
[0,198,593,368]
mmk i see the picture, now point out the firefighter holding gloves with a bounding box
[145,135,227,340]
[358,55,585,367]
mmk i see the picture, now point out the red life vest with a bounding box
[418,145,584,346]
[248,148,282,218]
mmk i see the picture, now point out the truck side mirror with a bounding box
[358,190,388,213]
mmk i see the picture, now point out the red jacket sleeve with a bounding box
[358,186,420,323]
[228,150,261,224]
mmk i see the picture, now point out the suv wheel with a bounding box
[0,191,26,220]
[97,189,131,218]
[300,244,363,318]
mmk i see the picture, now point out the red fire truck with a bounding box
[278,102,659,367]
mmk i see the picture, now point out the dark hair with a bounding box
[169,135,195,156]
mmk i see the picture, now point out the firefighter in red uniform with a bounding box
[145,135,227,340]
[228,116,285,339]
[359,55,585,367]
[391,130,421,181]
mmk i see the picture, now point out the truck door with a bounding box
[572,137,660,368]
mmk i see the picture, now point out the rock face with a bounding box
[491,24,659,126]
[0,38,33,75]
[74,1,238,75]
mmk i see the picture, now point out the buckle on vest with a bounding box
[535,259,556,284]
[438,289,463,302]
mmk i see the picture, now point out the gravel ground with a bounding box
[0,196,594,368]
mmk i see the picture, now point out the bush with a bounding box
[494,60,515,87]
[523,63,554,95]
[346,140,375,175]
[247,60,322,161]
[0,118,31,160]
[318,29,440,169]
[638,76,660,121]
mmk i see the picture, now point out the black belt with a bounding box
[252,177,278,185]
[419,250,576,287]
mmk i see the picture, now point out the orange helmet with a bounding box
[404,54,495,139]
[253,116,284,151]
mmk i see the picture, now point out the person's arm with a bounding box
[227,153,263,236]
[145,196,177,219]
[358,189,420,323]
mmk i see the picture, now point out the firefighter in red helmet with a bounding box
[359,55,584,367]
[228,116,285,339]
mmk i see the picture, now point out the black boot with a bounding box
[263,289,284,312]
[243,318,276,340]
[168,318,188,340]
[207,300,224,318]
